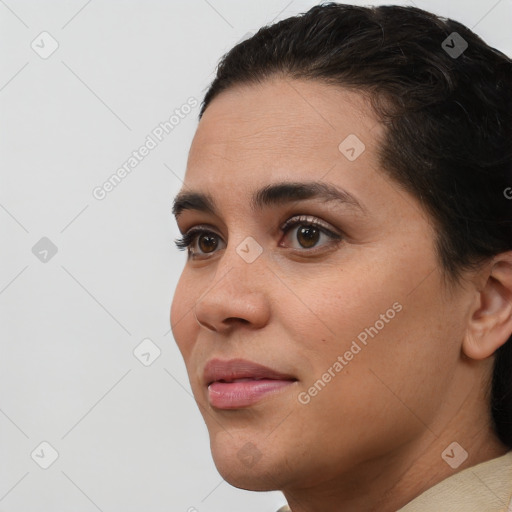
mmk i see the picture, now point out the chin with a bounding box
[214,461,283,492]
[210,439,285,491]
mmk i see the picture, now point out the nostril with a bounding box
[225,317,249,325]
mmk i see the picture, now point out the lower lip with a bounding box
[208,379,296,409]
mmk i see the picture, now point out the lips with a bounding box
[203,358,297,409]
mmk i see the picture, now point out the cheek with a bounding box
[170,272,198,359]
[275,295,454,469]
[284,260,457,420]
[279,263,404,366]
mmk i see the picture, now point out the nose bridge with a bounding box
[193,234,270,331]
[212,233,267,295]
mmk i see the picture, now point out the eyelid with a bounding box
[280,214,340,236]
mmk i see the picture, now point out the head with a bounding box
[170,1,512,499]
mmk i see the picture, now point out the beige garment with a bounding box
[276,450,512,512]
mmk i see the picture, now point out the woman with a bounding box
[170,3,512,511]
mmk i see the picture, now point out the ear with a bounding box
[463,251,512,360]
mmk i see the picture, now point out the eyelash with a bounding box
[174,215,342,256]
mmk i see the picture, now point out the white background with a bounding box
[1,0,511,511]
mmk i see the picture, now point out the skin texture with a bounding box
[170,78,512,512]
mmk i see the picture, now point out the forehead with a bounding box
[185,78,384,189]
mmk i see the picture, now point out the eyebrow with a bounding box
[172,181,367,220]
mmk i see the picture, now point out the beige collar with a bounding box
[276,450,512,512]
[397,449,512,512]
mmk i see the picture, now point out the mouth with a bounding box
[203,358,298,409]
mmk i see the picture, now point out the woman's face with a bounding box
[170,78,474,492]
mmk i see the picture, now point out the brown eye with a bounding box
[174,228,225,256]
[198,233,219,253]
[296,225,321,248]
[280,215,342,251]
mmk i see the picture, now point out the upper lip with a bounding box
[203,358,297,386]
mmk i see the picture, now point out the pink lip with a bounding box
[203,358,297,409]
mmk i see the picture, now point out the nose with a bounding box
[193,248,271,334]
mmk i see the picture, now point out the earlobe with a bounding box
[462,253,512,361]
